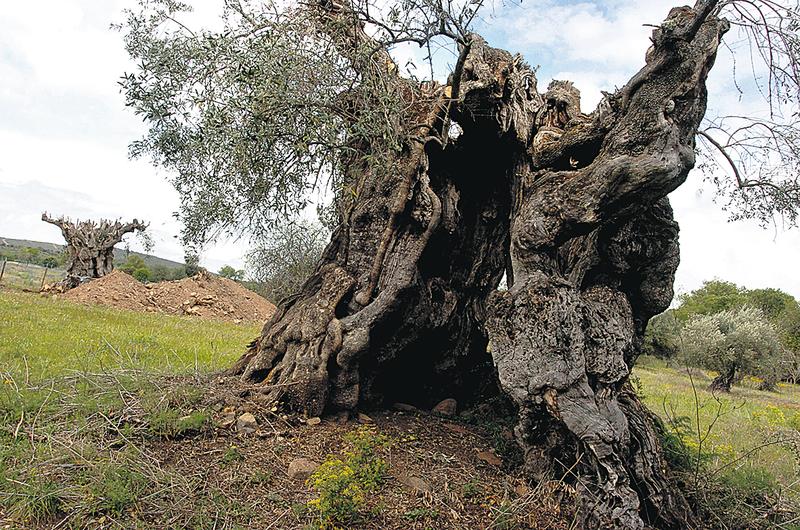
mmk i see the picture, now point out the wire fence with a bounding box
[0,259,66,291]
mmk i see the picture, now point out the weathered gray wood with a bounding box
[41,213,147,291]
[232,3,728,527]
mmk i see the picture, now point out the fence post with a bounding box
[0,258,5,282]
[40,267,48,290]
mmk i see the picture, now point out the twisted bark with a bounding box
[233,2,728,527]
[42,213,148,291]
[485,6,728,528]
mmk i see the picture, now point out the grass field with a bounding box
[634,355,800,521]
[0,261,66,292]
[0,290,259,379]
[1,290,799,528]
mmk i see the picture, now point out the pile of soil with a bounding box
[61,270,276,323]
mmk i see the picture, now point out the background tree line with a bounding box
[645,280,800,391]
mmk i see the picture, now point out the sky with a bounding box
[0,0,798,299]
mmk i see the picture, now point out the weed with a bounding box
[148,408,210,438]
[306,427,389,528]
[462,479,482,500]
[88,464,149,516]
[250,470,273,485]
[6,476,62,523]
[490,500,519,530]
[222,445,245,464]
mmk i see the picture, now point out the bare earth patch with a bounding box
[0,373,576,529]
[60,271,276,323]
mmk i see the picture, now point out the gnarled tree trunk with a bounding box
[232,2,727,527]
[710,365,737,392]
[42,213,148,291]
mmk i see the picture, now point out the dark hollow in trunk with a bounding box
[231,3,728,528]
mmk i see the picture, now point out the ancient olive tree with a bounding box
[681,306,784,391]
[41,213,149,290]
[119,0,800,527]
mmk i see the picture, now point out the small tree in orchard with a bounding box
[119,0,800,526]
[119,255,152,283]
[681,307,784,392]
[42,212,149,290]
[218,265,245,281]
[643,310,682,359]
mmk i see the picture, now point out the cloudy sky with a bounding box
[0,0,798,298]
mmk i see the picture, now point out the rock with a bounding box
[476,450,502,467]
[236,412,258,434]
[357,412,373,423]
[306,416,322,426]
[288,458,319,481]
[432,398,457,416]
[398,475,432,494]
[335,411,350,424]
[392,402,417,412]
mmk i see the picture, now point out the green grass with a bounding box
[634,356,800,511]
[0,261,66,291]
[0,290,259,379]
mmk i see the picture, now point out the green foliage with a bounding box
[681,307,785,386]
[307,427,389,528]
[461,479,482,500]
[643,310,681,359]
[218,265,245,281]
[657,413,714,472]
[184,252,201,277]
[88,465,149,516]
[40,256,59,269]
[674,280,747,323]
[119,254,152,282]
[0,245,66,269]
[147,408,209,439]
[720,465,779,499]
[671,280,800,361]
[5,476,63,523]
[222,445,245,465]
[246,220,328,303]
[116,0,455,246]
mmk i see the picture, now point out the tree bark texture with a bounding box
[232,3,728,528]
[41,213,147,290]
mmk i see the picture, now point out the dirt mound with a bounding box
[62,270,276,323]
[61,270,154,311]
[149,272,276,322]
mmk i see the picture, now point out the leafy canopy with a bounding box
[680,306,784,381]
[118,0,800,250]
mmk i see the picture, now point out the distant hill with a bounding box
[0,237,185,270]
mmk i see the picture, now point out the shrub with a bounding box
[307,427,389,528]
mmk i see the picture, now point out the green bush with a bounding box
[307,427,389,528]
